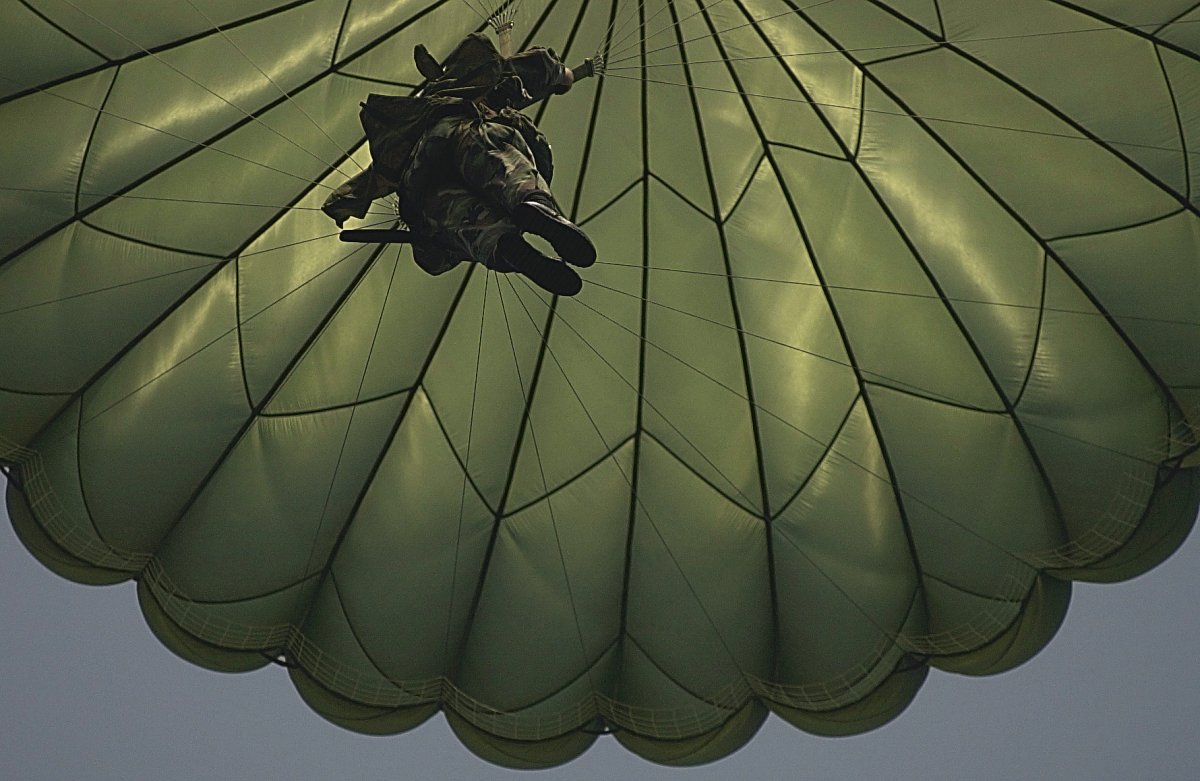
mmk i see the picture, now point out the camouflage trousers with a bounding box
[404,114,556,274]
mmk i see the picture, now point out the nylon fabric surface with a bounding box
[1,0,1199,768]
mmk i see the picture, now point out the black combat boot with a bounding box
[512,200,597,268]
[494,234,583,296]
[413,44,443,80]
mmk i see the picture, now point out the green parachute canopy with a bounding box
[2,0,1199,768]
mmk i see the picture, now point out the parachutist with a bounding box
[323,33,596,296]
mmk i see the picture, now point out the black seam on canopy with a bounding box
[852,4,1189,433]
[16,0,110,62]
[1046,207,1185,244]
[766,140,847,161]
[0,0,453,272]
[638,430,758,516]
[859,378,1007,415]
[879,0,1199,217]
[76,218,228,259]
[327,569,409,689]
[718,152,767,224]
[0,0,323,109]
[330,0,355,67]
[568,25,612,223]
[880,1,946,41]
[258,385,416,418]
[5,0,456,447]
[74,68,119,214]
[771,392,861,519]
[421,390,504,517]
[234,247,254,409]
[1046,0,1200,64]
[727,0,931,643]
[475,637,621,715]
[1156,1,1200,35]
[500,433,639,518]
[1156,46,1192,202]
[73,397,113,551]
[122,241,389,565]
[446,0,574,682]
[0,386,73,397]
[800,0,1076,574]
[161,570,322,606]
[647,171,714,219]
[291,265,479,661]
[671,0,777,678]
[624,631,741,707]
[577,176,644,227]
[615,0,652,696]
[921,570,1026,604]
[860,44,941,68]
[1012,253,1049,410]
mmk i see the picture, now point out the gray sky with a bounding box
[2,485,1197,781]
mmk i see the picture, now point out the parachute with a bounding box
[2,0,1199,768]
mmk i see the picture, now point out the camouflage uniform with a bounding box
[323,34,569,275]
[401,109,556,273]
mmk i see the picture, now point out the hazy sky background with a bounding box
[2,485,1197,781]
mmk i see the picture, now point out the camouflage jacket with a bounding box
[358,33,563,195]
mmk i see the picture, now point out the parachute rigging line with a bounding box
[7,203,1182,497]
[507,272,1032,663]
[300,244,405,582]
[507,272,762,514]
[554,276,1171,483]
[445,267,493,669]
[596,0,650,56]
[587,260,1200,330]
[0,213,402,320]
[33,238,382,445]
[504,273,757,676]
[491,0,525,29]
[55,0,362,181]
[605,0,839,63]
[240,217,402,258]
[600,72,1200,160]
[457,0,492,26]
[0,186,388,215]
[603,16,1200,70]
[0,261,221,319]
[0,74,344,199]
[595,5,1200,160]
[605,0,741,62]
[3,2,1199,756]
[494,274,600,691]
[515,274,1157,583]
[575,272,1199,464]
[180,0,367,174]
